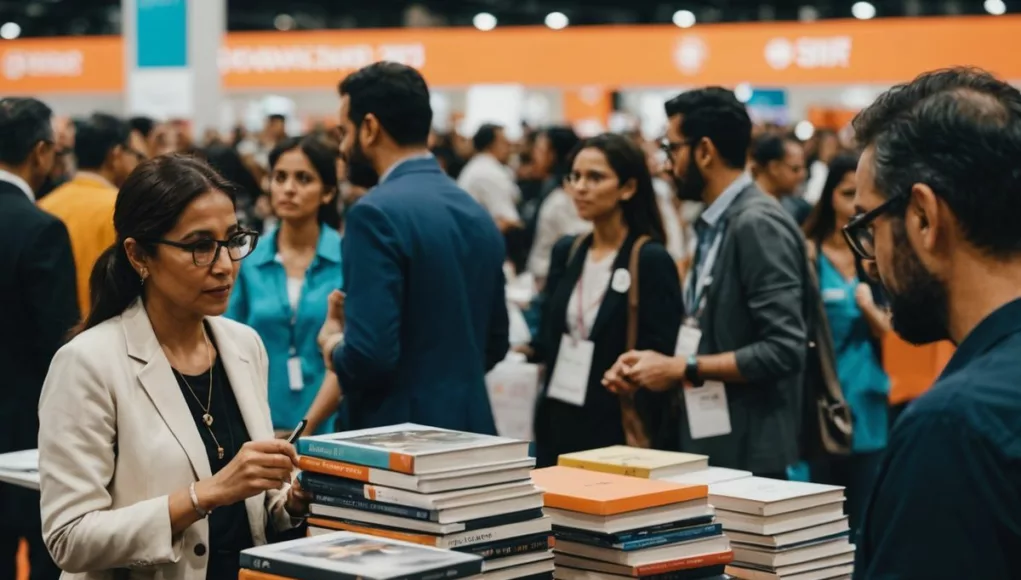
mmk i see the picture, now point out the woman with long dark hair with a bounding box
[803,152,891,537]
[37,155,311,580]
[226,135,344,437]
[530,133,683,467]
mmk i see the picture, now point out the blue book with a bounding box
[551,515,716,544]
[298,423,528,474]
[554,523,723,551]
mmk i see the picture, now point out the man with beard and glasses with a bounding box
[317,62,509,435]
[603,88,808,479]
[843,67,1021,579]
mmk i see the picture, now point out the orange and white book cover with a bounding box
[531,466,707,515]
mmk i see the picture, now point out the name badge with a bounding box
[674,321,703,358]
[684,381,732,440]
[287,356,304,391]
[822,288,847,303]
[546,335,594,407]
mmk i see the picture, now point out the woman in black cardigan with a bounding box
[530,133,684,467]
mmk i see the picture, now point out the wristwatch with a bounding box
[684,354,704,387]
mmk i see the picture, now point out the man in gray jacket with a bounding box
[604,87,808,478]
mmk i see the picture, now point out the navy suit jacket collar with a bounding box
[381,156,442,184]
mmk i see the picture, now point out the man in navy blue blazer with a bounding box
[318,62,509,435]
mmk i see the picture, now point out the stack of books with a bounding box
[532,466,733,580]
[707,478,854,580]
[237,530,484,580]
[297,423,554,579]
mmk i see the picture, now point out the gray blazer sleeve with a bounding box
[730,209,807,382]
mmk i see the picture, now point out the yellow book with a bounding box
[557,446,709,479]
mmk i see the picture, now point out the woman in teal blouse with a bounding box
[803,153,892,538]
[226,135,343,436]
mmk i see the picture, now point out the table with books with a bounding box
[259,422,554,580]
[552,446,853,580]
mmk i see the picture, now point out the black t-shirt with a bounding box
[854,298,1021,579]
[173,332,254,580]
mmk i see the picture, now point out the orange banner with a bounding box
[2,16,1020,95]
[0,36,122,93]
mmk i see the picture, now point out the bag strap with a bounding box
[620,235,652,448]
[626,235,651,351]
[804,241,850,408]
[567,234,588,266]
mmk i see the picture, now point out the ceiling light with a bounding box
[0,22,21,40]
[473,12,497,31]
[672,10,696,28]
[984,0,1007,15]
[734,83,753,103]
[545,12,569,30]
[851,2,876,19]
[273,14,295,31]
[794,121,816,141]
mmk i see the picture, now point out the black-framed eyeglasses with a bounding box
[842,193,907,260]
[146,230,259,267]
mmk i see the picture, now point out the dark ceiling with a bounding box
[0,0,1010,37]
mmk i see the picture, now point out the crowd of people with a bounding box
[1,62,1020,580]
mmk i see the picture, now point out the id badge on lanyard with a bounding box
[286,309,304,392]
[547,274,603,407]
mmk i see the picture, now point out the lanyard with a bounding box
[686,222,726,318]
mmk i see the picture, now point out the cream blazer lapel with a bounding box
[123,300,212,481]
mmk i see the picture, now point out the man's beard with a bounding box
[673,148,705,202]
[345,136,379,189]
[884,221,950,345]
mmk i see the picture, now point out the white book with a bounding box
[716,502,846,536]
[727,518,849,549]
[726,552,855,579]
[732,538,854,569]
[663,467,753,487]
[709,478,845,516]
[0,449,40,490]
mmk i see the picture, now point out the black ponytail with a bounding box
[71,153,238,337]
[76,242,142,334]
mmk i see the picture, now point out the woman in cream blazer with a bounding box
[38,155,311,580]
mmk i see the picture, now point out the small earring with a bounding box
[139,270,148,285]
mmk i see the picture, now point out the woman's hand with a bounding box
[197,439,298,509]
[285,478,313,518]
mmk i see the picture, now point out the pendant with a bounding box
[217,446,224,460]
[203,413,213,427]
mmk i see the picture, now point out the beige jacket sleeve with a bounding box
[38,342,184,573]
[251,328,302,532]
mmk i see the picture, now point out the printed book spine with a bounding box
[306,519,441,547]
[615,524,722,551]
[301,471,438,510]
[633,549,734,576]
[298,439,415,473]
[298,456,375,482]
[311,493,434,521]
[553,522,721,550]
[458,533,553,559]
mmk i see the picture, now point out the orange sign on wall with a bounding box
[2,16,1020,95]
[0,36,122,93]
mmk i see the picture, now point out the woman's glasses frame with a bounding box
[145,230,260,267]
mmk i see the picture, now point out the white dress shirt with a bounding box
[457,153,522,223]
[0,168,34,201]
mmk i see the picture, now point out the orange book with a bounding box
[306,517,441,546]
[297,456,373,481]
[531,466,707,515]
[238,570,295,580]
[556,549,734,576]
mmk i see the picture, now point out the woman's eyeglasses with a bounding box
[146,230,259,267]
